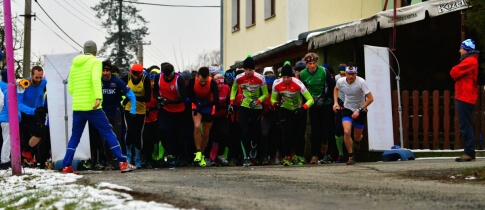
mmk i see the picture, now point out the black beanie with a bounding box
[281,61,293,77]
[243,54,255,69]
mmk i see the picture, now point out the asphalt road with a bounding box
[79,159,485,209]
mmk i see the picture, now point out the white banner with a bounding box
[44,52,91,162]
[364,45,394,151]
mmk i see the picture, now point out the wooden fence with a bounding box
[391,89,485,150]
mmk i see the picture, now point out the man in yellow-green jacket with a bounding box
[62,40,136,173]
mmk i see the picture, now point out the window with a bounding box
[232,0,240,32]
[264,0,275,19]
[246,0,255,27]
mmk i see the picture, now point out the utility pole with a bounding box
[220,0,223,69]
[117,0,123,66]
[137,41,151,66]
[21,0,35,78]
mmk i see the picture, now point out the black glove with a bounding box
[227,104,234,115]
[249,100,258,109]
[159,98,168,107]
[35,107,46,115]
[294,106,306,115]
[122,98,129,106]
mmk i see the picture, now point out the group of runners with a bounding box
[0,40,374,173]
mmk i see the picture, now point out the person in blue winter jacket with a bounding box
[0,81,22,169]
[18,66,47,164]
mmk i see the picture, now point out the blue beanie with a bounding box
[461,39,475,51]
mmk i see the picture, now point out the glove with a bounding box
[122,98,129,106]
[294,106,306,115]
[159,97,168,107]
[249,100,260,109]
[35,107,46,115]
[227,104,234,115]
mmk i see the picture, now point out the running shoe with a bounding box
[217,155,229,166]
[62,165,73,173]
[320,155,332,164]
[199,155,207,167]
[334,155,343,163]
[346,156,355,165]
[282,156,293,166]
[119,162,137,173]
[94,162,106,170]
[310,156,319,164]
[273,157,281,165]
[243,157,250,167]
[194,151,202,162]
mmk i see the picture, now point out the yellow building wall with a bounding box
[224,0,287,68]
[224,0,383,68]
[308,0,382,30]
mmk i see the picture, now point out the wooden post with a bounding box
[433,90,440,149]
[422,91,429,149]
[403,91,409,148]
[444,91,451,149]
[412,91,420,149]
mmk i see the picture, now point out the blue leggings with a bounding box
[63,109,126,167]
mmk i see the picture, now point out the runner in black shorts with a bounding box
[187,67,219,167]
[333,63,373,165]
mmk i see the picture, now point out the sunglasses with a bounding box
[132,71,142,76]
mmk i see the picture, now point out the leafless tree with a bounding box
[186,49,220,70]
[0,8,25,78]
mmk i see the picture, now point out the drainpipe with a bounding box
[460,9,465,41]
[392,0,397,51]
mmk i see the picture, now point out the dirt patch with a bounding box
[399,167,485,184]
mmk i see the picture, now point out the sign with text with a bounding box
[364,45,394,151]
[44,52,91,162]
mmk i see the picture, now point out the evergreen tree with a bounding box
[92,0,149,69]
[467,0,484,52]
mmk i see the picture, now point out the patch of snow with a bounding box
[450,176,455,179]
[465,176,477,180]
[0,168,176,209]
[97,182,133,191]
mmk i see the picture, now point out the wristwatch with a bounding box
[358,107,364,112]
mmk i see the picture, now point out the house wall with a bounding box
[224,0,384,69]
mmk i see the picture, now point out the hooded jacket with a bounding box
[450,50,480,104]
[68,54,103,111]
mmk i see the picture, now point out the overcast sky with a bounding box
[10,0,221,71]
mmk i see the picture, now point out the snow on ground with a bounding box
[0,168,176,209]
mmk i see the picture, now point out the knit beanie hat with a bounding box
[295,60,306,71]
[209,65,221,76]
[180,70,192,81]
[131,63,144,72]
[83,40,97,54]
[461,39,475,52]
[281,61,293,77]
[243,54,255,69]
